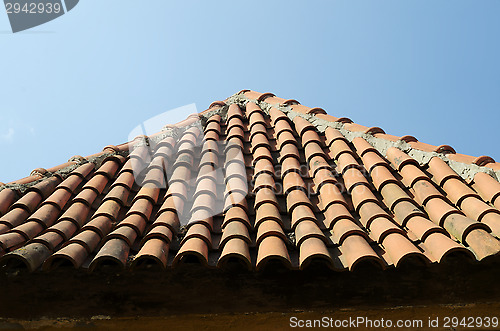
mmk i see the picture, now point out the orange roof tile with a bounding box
[1,90,500,273]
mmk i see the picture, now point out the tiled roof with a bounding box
[1,90,500,273]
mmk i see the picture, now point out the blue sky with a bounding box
[0,0,499,183]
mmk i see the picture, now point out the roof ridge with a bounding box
[213,90,500,183]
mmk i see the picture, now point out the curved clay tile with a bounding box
[294,220,325,247]
[330,140,355,161]
[269,107,289,125]
[0,208,30,229]
[204,120,221,135]
[292,116,315,137]
[44,188,73,210]
[290,105,314,115]
[119,215,148,238]
[435,145,456,154]
[59,203,91,229]
[371,167,399,191]
[49,220,79,241]
[460,198,500,237]
[473,173,500,209]
[32,231,65,252]
[369,157,395,179]
[255,203,282,229]
[291,205,316,229]
[220,221,251,248]
[279,144,300,163]
[30,168,48,177]
[208,101,226,109]
[400,135,418,143]
[442,179,480,207]
[256,236,291,271]
[318,183,348,210]
[133,238,170,269]
[280,157,301,177]
[447,153,477,165]
[248,109,266,126]
[400,164,432,188]
[409,141,439,153]
[427,157,462,186]
[357,201,392,229]
[303,143,324,163]
[181,223,212,248]
[281,99,300,106]
[382,232,429,267]
[67,229,102,253]
[253,173,276,193]
[308,107,327,115]
[107,226,139,247]
[474,155,496,166]
[103,185,130,207]
[299,237,332,269]
[335,153,360,175]
[405,215,446,241]
[173,237,209,267]
[0,231,27,252]
[11,191,44,213]
[89,238,130,271]
[57,175,85,194]
[352,137,377,156]
[0,243,52,272]
[223,206,251,229]
[460,228,500,261]
[331,219,367,245]
[286,190,313,213]
[256,220,286,245]
[422,232,473,263]
[379,183,413,211]
[373,133,401,142]
[386,148,419,170]
[425,198,464,227]
[0,189,18,216]
[365,127,385,135]
[369,217,404,243]
[324,127,347,146]
[256,92,275,102]
[82,215,114,238]
[342,168,370,194]
[11,221,44,241]
[28,204,61,228]
[227,104,244,120]
[340,235,383,271]
[218,238,252,271]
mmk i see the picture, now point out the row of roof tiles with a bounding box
[0,91,499,273]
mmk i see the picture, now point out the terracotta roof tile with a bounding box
[473,172,500,209]
[133,238,170,269]
[173,237,209,267]
[0,188,18,216]
[82,215,113,238]
[32,231,65,252]
[0,208,30,230]
[27,204,60,228]
[340,235,383,270]
[1,90,499,273]
[65,230,101,255]
[218,237,252,270]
